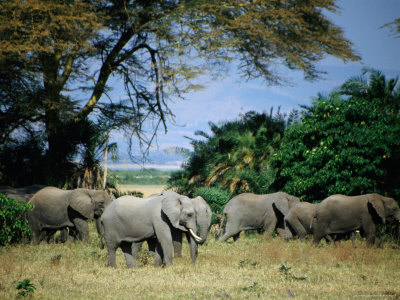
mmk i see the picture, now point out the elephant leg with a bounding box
[121,241,136,268]
[350,231,356,248]
[276,227,286,239]
[313,227,326,246]
[362,219,377,247]
[154,226,173,266]
[232,233,240,242]
[262,215,277,237]
[172,227,183,258]
[72,218,89,242]
[132,241,143,258]
[106,241,118,268]
[154,241,164,267]
[218,219,241,242]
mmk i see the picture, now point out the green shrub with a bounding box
[193,186,232,217]
[16,279,36,297]
[0,193,33,246]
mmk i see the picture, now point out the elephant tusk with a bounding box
[189,228,202,242]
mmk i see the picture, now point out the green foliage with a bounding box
[271,70,400,201]
[168,110,286,198]
[0,194,33,246]
[16,279,36,298]
[193,186,232,215]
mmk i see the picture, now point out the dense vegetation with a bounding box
[168,70,400,210]
[0,194,33,246]
[0,0,359,189]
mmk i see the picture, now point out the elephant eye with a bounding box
[187,213,193,218]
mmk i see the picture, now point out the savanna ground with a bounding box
[118,184,166,197]
[1,224,400,300]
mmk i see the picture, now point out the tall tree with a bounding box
[168,110,286,195]
[271,70,400,201]
[0,0,359,186]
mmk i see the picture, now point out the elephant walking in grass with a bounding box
[101,191,203,268]
[313,193,400,247]
[218,192,300,242]
[285,202,357,246]
[170,193,212,263]
[28,187,112,244]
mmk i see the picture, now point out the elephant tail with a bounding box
[97,217,106,249]
[216,213,226,239]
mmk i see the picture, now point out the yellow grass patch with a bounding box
[118,185,166,197]
[1,230,400,299]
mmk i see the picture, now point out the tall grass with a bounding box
[1,227,399,299]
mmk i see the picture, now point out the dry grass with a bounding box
[118,185,166,197]
[1,228,400,299]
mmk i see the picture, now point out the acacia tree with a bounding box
[0,0,359,186]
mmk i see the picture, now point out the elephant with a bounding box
[218,192,300,242]
[285,202,357,246]
[101,191,202,268]
[0,185,46,202]
[313,193,400,247]
[28,187,112,244]
[170,193,212,263]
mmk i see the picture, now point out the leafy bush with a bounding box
[271,71,400,201]
[0,193,33,246]
[193,186,232,218]
[16,279,36,297]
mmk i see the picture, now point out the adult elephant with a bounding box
[313,193,400,247]
[28,187,112,244]
[285,202,357,246]
[0,185,46,202]
[218,192,300,242]
[170,192,212,263]
[101,191,202,268]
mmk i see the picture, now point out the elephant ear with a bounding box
[69,189,95,219]
[273,197,290,216]
[367,195,385,224]
[192,196,212,220]
[161,191,183,230]
[287,195,300,209]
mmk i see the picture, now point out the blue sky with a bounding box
[109,0,400,170]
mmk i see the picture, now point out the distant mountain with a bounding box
[107,151,184,170]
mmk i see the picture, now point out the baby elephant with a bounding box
[101,191,202,268]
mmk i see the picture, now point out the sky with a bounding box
[108,0,400,170]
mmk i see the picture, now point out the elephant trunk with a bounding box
[196,218,210,245]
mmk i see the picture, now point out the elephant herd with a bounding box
[1,186,400,269]
[219,192,400,248]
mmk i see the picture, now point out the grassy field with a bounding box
[1,226,400,300]
[118,184,166,197]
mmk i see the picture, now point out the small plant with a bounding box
[279,263,308,281]
[239,259,260,268]
[51,254,62,265]
[16,279,36,297]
